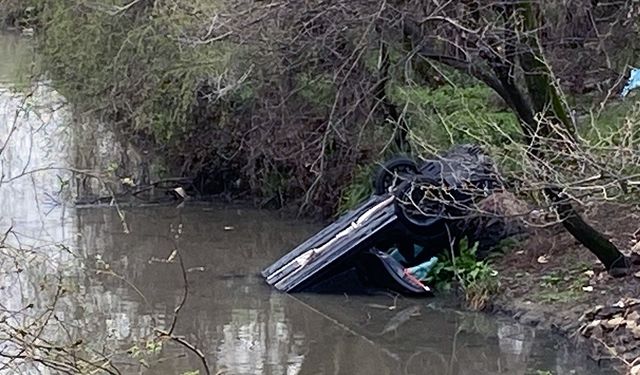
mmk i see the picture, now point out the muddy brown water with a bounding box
[0,32,616,374]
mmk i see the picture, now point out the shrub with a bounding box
[428,240,500,310]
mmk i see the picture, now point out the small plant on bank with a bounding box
[427,239,499,311]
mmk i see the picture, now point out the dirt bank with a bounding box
[491,203,640,374]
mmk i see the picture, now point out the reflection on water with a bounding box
[71,206,317,374]
[64,206,613,375]
[0,32,70,244]
[0,32,616,375]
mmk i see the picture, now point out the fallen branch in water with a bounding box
[73,177,195,206]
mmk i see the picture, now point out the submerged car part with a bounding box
[262,144,502,295]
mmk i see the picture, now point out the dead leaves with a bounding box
[603,316,625,329]
[537,255,549,264]
[632,241,640,254]
[579,298,640,370]
[580,298,640,335]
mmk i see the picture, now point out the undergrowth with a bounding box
[337,164,374,215]
[394,83,521,150]
[25,1,392,214]
[4,0,640,217]
[427,240,500,311]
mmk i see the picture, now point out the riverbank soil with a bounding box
[492,203,640,374]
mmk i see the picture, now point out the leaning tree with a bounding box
[225,0,639,274]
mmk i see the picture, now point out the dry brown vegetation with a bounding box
[5,0,631,213]
[1,1,640,373]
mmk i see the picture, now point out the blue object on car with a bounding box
[406,257,439,281]
[621,68,640,97]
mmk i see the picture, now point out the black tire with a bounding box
[393,174,447,232]
[373,156,418,195]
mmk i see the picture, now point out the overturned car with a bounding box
[262,145,514,296]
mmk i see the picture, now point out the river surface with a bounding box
[0,33,615,375]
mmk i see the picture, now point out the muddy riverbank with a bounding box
[491,203,640,374]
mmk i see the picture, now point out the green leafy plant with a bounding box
[427,239,499,310]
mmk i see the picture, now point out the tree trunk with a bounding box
[546,188,629,275]
[517,2,628,275]
[400,12,629,274]
[516,1,576,138]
